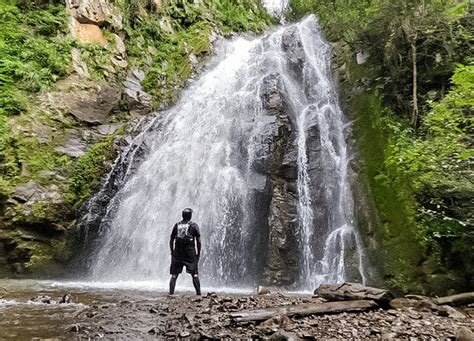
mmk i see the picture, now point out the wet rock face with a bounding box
[281,26,305,80]
[259,73,300,287]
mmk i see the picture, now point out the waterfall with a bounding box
[81,15,367,291]
[262,0,289,19]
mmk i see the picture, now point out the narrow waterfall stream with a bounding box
[80,15,367,291]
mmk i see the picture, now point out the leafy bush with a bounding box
[67,136,116,208]
[0,1,72,115]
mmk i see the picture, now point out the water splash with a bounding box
[261,0,289,20]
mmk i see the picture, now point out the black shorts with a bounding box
[170,254,198,275]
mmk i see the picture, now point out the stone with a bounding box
[382,332,397,340]
[70,18,107,45]
[269,331,299,340]
[261,73,284,114]
[55,131,88,158]
[70,84,121,124]
[259,72,300,287]
[132,69,146,82]
[113,34,126,56]
[123,72,152,112]
[356,51,370,65]
[258,286,271,295]
[59,294,73,304]
[13,182,43,202]
[189,53,199,68]
[71,48,90,77]
[261,315,293,329]
[456,327,474,341]
[281,26,305,80]
[159,16,174,34]
[95,123,122,136]
[68,324,81,333]
[66,0,122,28]
[31,295,52,304]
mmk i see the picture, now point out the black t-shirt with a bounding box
[171,220,200,249]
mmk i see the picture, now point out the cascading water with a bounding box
[82,15,367,291]
[261,0,289,19]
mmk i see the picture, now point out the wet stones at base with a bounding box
[47,291,474,339]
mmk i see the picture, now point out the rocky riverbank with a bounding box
[0,280,472,339]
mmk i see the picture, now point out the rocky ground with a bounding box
[0,281,472,339]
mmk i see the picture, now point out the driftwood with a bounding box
[229,300,378,323]
[434,292,474,307]
[314,283,393,305]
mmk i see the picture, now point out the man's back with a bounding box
[169,208,201,295]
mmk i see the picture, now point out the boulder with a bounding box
[389,297,435,311]
[261,315,293,329]
[456,327,474,341]
[315,283,394,306]
[66,0,122,28]
[31,295,52,304]
[257,286,271,295]
[71,48,90,77]
[281,26,305,80]
[269,332,298,341]
[70,18,107,45]
[95,123,122,136]
[55,131,88,158]
[123,70,152,112]
[261,73,284,115]
[70,84,121,124]
[12,182,43,203]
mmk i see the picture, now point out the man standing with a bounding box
[169,208,201,295]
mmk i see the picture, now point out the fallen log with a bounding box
[229,300,378,323]
[434,292,474,307]
[314,282,393,306]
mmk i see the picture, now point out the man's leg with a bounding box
[192,274,201,295]
[169,274,178,295]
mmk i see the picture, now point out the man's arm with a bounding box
[170,224,177,255]
[193,223,201,260]
[196,236,201,260]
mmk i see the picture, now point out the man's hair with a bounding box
[182,208,193,221]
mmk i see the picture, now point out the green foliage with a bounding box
[386,65,473,208]
[322,0,473,293]
[0,1,72,116]
[67,136,116,208]
[206,0,274,33]
[77,40,116,80]
[355,64,474,293]
[350,87,424,293]
[288,0,380,41]
[367,1,471,122]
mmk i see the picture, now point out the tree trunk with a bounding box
[434,292,474,307]
[410,34,419,128]
[229,300,378,323]
[314,283,393,305]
